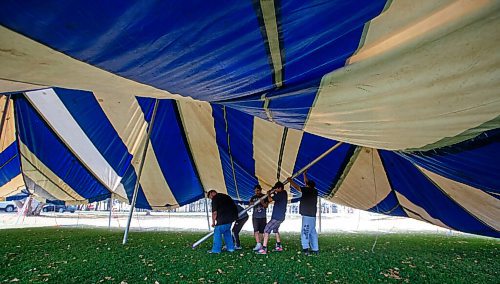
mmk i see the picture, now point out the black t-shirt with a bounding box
[249,194,267,219]
[271,190,288,221]
[211,193,238,225]
[299,186,318,217]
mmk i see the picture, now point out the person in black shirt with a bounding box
[249,184,268,251]
[207,190,238,253]
[288,170,319,255]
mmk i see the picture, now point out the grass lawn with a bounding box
[0,228,498,283]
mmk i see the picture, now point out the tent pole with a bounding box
[0,95,11,141]
[204,197,211,231]
[192,141,343,248]
[108,194,113,230]
[122,99,159,245]
[318,197,322,233]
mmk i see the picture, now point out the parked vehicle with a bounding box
[0,201,17,212]
[42,204,76,213]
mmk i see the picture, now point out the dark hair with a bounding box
[207,190,217,198]
[306,180,316,188]
[272,181,284,189]
[254,184,262,190]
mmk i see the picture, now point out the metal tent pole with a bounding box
[122,99,159,245]
[108,194,113,229]
[192,141,343,248]
[204,197,211,231]
[318,197,322,233]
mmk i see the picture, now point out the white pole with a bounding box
[123,99,159,245]
[318,197,322,233]
[204,197,211,231]
[108,194,113,229]
[192,141,343,248]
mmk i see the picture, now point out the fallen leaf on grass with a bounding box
[380,268,402,280]
[217,269,224,274]
[10,278,19,282]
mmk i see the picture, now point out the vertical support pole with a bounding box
[0,95,11,141]
[204,197,211,231]
[318,197,322,233]
[108,194,113,229]
[123,99,159,245]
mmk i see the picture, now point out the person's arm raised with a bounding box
[287,177,301,192]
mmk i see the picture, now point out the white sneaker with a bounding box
[253,243,262,251]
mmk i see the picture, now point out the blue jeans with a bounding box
[301,216,319,251]
[211,223,235,253]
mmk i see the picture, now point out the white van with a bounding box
[0,201,17,212]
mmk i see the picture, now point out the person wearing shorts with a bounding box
[256,181,287,255]
[249,184,268,251]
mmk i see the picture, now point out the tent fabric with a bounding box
[0,95,24,197]
[14,94,112,204]
[5,192,29,201]
[0,1,498,151]
[1,88,498,237]
[0,1,498,238]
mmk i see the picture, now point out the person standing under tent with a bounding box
[249,184,268,251]
[232,203,249,250]
[287,170,319,255]
[207,190,238,254]
[256,181,287,255]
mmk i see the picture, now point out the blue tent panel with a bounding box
[401,129,500,197]
[14,95,111,201]
[380,150,499,238]
[0,142,21,187]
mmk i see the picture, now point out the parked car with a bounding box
[42,205,76,213]
[0,201,17,212]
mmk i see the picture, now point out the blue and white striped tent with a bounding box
[0,1,498,237]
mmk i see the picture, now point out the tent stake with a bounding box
[122,99,159,245]
[192,141,343,249]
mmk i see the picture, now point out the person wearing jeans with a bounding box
[212,223,234,253]
[288,170,319,255]
[207,190,238,253]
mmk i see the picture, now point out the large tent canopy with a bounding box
[0,1,498,237]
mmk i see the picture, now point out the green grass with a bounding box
[0,228,498,283]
